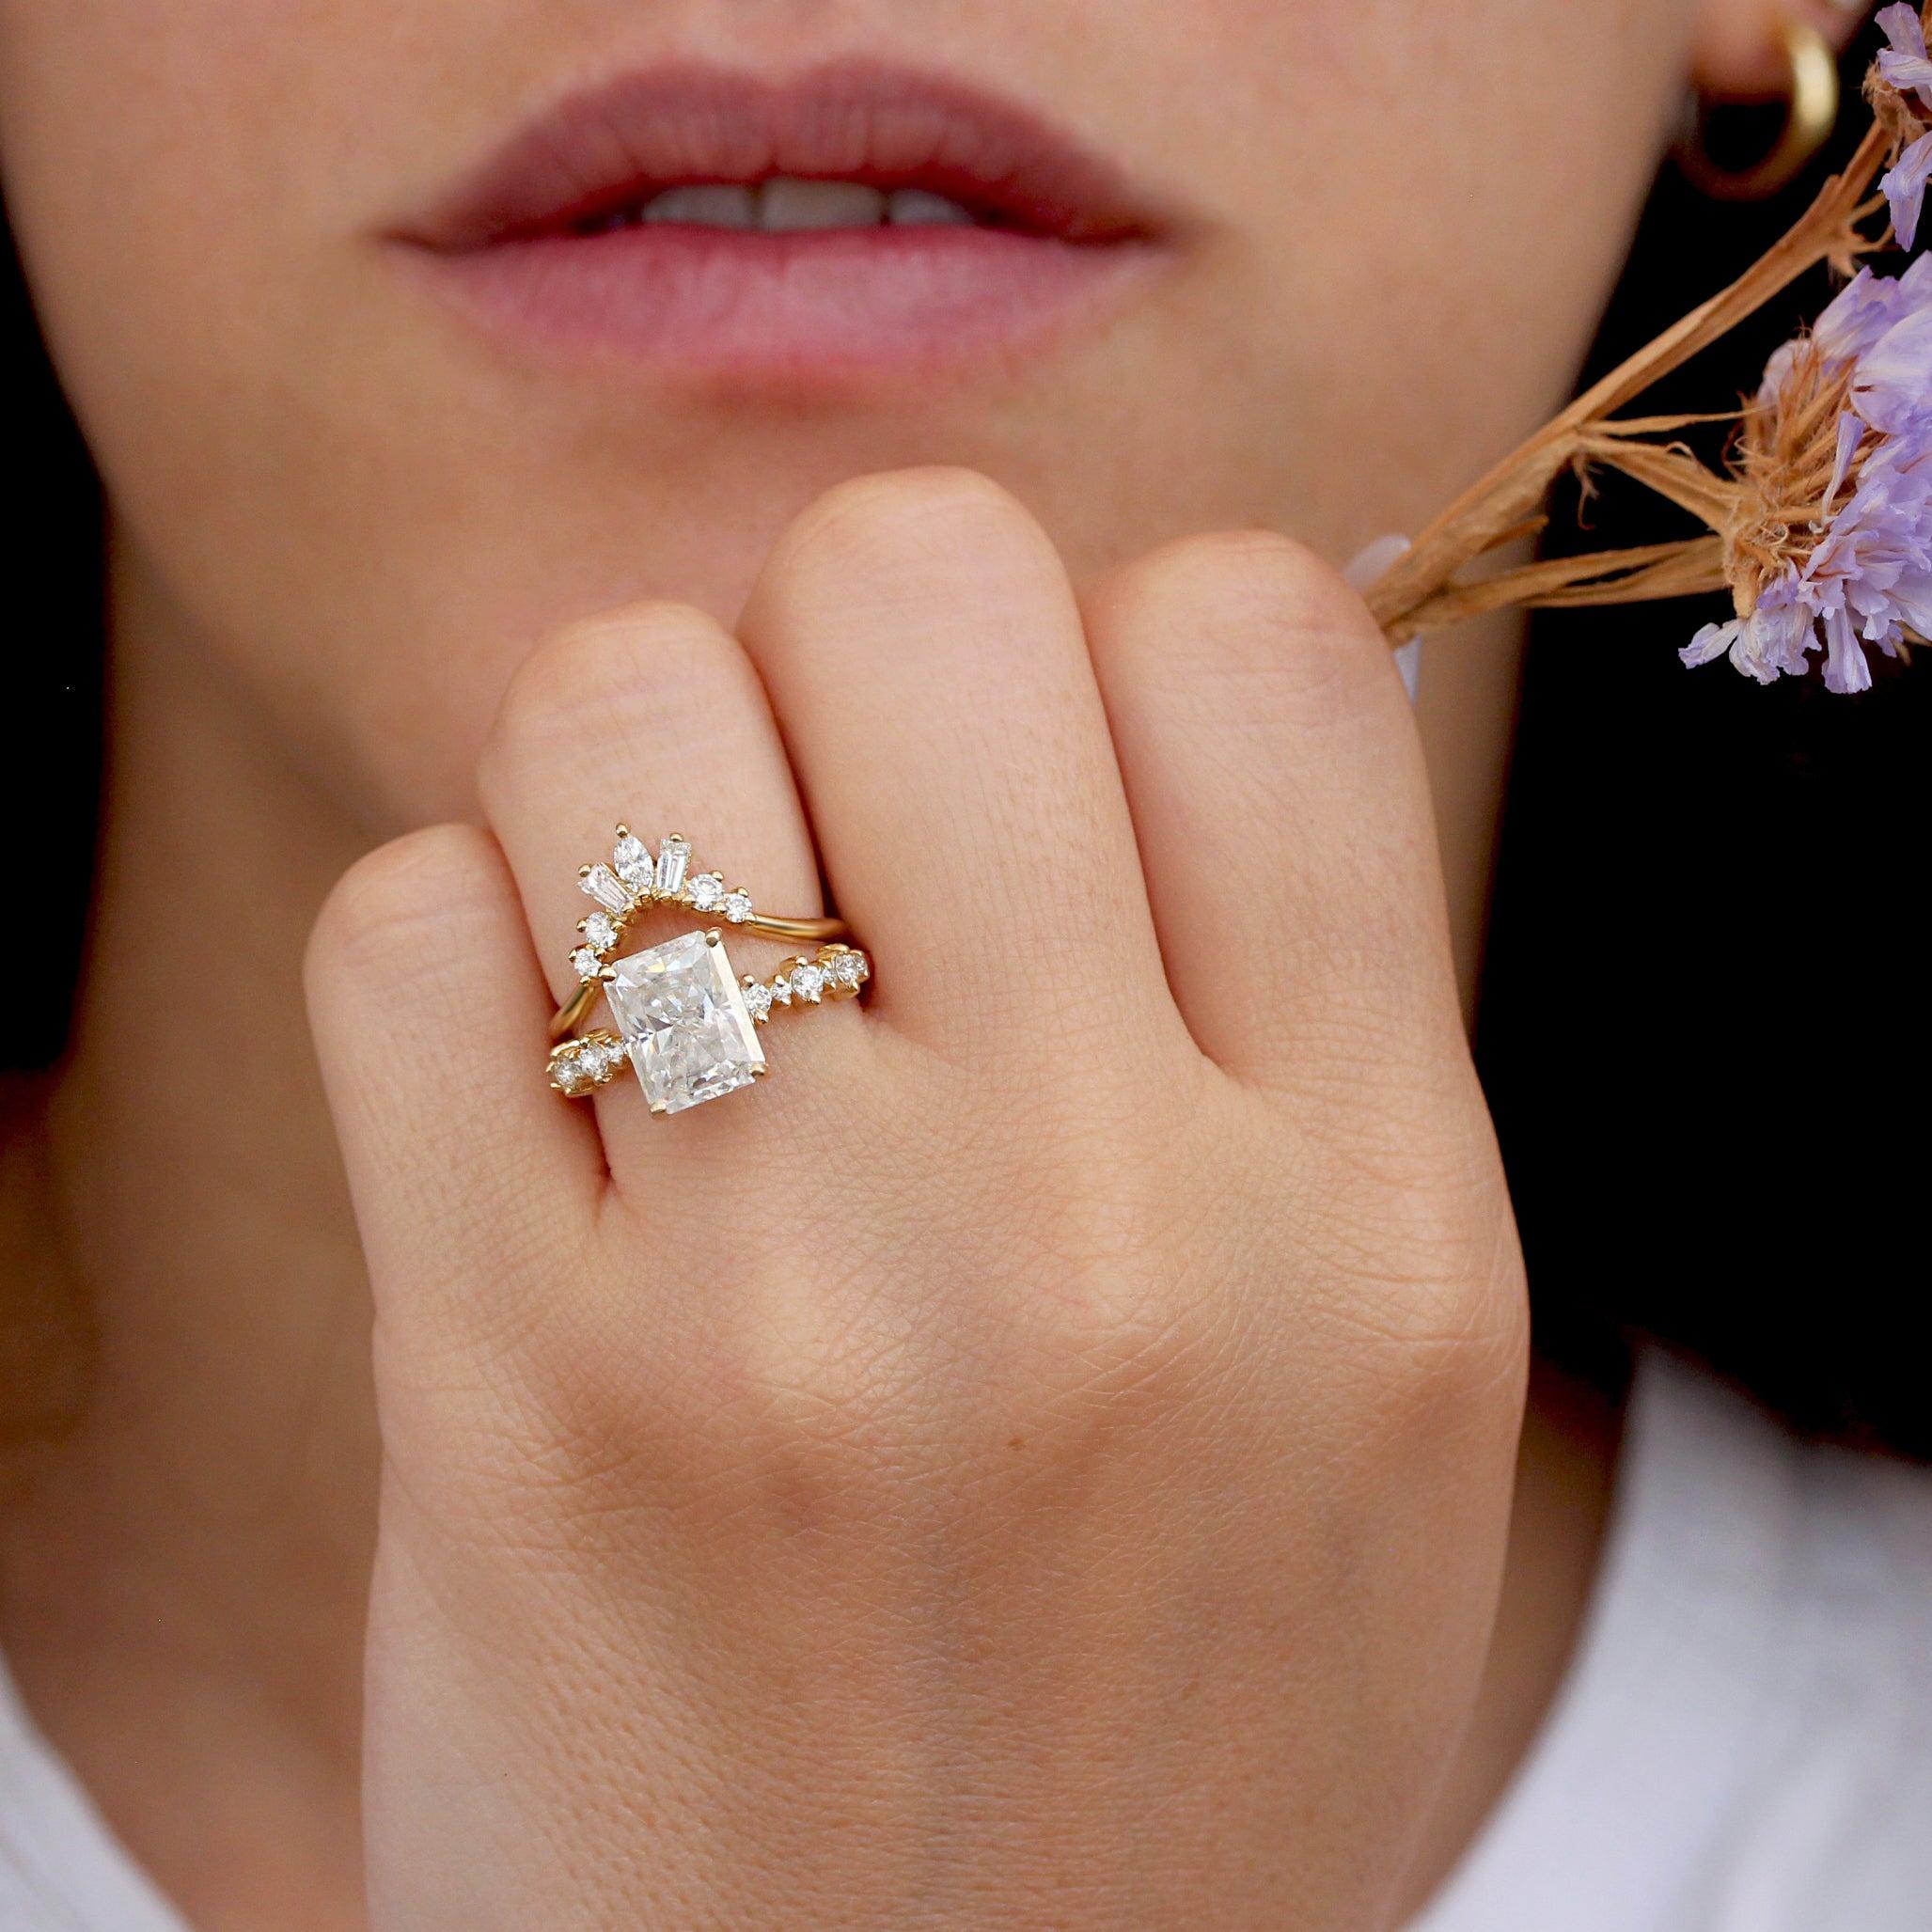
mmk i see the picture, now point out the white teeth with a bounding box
[886,189,976,228]
[643,183,757,228]
[757,178,887,231]
[621,179,980,233]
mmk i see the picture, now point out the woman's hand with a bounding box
[305,469,1527,1930]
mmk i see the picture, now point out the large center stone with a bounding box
[604,930,764,1115]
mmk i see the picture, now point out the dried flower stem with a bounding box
[1368,123,1893,644]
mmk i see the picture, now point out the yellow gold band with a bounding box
[545,827,872,1118]
[550,911,848,1038]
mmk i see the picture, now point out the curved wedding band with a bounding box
[546,827,871,1115]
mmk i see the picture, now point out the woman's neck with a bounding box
[0,558,379,1925]
[0,562,1602,1930]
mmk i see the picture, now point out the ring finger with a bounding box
[476,601,848,1184]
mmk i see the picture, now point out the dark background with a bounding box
[1482,64,1930,1456]
[5,37,1925,1453]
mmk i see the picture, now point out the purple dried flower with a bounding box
[1681,577,1814,685]
[1684,259,1932,691]
[1884,134,1932,251]
[1878,4,1932,108]
[1800,427,1932,691]
[1879,6,1932,246]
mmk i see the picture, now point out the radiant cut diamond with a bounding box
[655,835,691,897]
[604,931,764,1114]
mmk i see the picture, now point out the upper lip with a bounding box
[404,58,1165,250]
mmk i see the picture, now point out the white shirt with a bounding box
[3,1353,1929,1930]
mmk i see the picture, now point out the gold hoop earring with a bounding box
[1677,20,1841,201]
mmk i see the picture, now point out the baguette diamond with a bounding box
[582,864,632,914]
[655,834,691,897]
[551,827,865,1110]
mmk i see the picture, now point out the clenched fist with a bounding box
[304,469,1527,1930]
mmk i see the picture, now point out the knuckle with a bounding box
[1374,1250,1531,1463]
[1103,528,1401,715]
[1317,1179,1530,1422]
[485,602,755,778]
[775,464,1045,590]
[306,823,504,997]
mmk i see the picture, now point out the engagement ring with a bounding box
[547,827,870,1115]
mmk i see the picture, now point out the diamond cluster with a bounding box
[547,1030,627,1096]
[547,943,871,1100]
[739,944,870,1023]
[571,828,761,982]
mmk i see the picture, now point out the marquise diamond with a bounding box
[612,832,653,889]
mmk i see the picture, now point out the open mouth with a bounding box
[397,60,1175,385]
[557,179,1055,240]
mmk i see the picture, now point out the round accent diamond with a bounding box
[742,979,774,1023]
[613,832,653,888]
[690,872,726,912]
[827,950,863,989]
[723,889,755,923]
[790,961,826,1004]
[552,1052,591,1094]
[583,911,620,950]
[571,947,602,980]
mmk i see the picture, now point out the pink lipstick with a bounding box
[396,61,1175,387]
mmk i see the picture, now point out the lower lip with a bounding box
[404,224,1162,385]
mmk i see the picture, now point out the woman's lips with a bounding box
[395,61,1173,385]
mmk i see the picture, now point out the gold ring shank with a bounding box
[549,911,849,1040]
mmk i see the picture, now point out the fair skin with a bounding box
[0,1,1860,1926]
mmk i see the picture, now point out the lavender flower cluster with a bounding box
[1685,261,1932,694]
[1878,3,1932,248]
[1683,13,1932,697]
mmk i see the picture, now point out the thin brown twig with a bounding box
[1367,120,1894,643]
